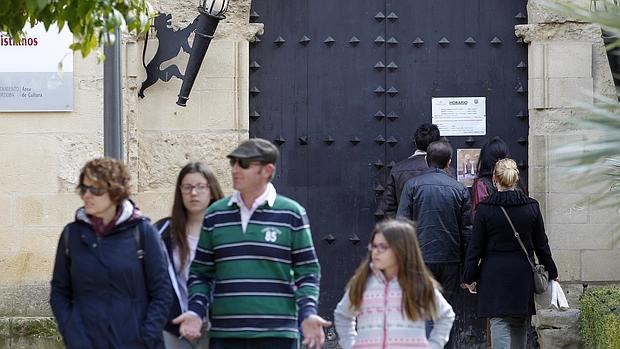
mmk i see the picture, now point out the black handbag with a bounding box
[500,206,549,294]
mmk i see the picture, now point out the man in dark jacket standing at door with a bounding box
[396,140,472,345]
[380,123,441,218]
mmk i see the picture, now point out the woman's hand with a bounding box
[460,282,477,294]
[172,312,203,340]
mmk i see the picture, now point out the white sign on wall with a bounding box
[0,24,73,112]
[431,97,486,136]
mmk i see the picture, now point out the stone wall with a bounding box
[128,0,261,219]
[0,49,103,316]
[0,0,256,318]
[520,2,618,347]
[519,0,619,286]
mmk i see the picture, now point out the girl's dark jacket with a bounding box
[463,191,558,318]
[50,200,172,349]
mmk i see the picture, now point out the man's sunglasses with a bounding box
[78,184,108,196]
[229,158,263,169]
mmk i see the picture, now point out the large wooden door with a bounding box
[249,1,528,346]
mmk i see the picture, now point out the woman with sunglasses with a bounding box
[50,157,172,349]
[155,162,224,349]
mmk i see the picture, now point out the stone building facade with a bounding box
[0,0,260,317]
[0,0,617,345]
[521,0,619,290]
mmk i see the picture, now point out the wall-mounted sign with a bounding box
[457,148,481,187]
[431,97,486,136]
[0,24,73,112]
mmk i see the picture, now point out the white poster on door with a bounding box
[0,23,73,112]
[431,97,486,136]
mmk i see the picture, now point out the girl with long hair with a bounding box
[472,136,527,217]
[334,219,455,349]
[472,136,511,216]
[155,162,224,349]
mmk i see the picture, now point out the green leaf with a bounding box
[0,0,152,57]
[36,0,48,10]
[77,0,95,18]
[24,0,39,14]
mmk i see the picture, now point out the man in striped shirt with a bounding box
[173,138,331,349]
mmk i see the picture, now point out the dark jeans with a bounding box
[209,337,297,349]
[427,262,461,306]
[426,262,461,348]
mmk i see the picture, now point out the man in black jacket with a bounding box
[397,140,472,345]
[380,123,441,218]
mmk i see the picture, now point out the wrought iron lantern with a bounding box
[176,0,230,106]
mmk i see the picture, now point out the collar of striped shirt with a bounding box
[227,182,277,210]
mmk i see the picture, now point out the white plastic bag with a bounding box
[535,280,569,310]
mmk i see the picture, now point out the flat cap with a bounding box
[227,138,279,164]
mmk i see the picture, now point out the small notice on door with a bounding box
[431,97,486,136]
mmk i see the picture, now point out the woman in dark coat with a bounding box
[50,158,172,349]
[463,158,558,349]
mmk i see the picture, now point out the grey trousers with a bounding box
[489,317,529,349]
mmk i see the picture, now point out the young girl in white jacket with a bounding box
[334,219,455,349]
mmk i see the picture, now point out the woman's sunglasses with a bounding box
[78,184,108,196]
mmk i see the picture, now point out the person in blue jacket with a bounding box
[50,157,172,349]
[155,162,224,348]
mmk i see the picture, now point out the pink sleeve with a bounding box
[471,179,489,218]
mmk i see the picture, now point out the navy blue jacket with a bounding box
[397,168,473,263]
[50,204,172,349]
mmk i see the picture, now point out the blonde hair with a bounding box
[493,158,519,188]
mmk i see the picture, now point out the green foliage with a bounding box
[0,317,63,347]
[9,317,60,340]
[555,94,620,208]
[0,0,152,57]
[580,287,620,348]
[542,0,620,46]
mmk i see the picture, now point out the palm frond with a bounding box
[540,0,620,32]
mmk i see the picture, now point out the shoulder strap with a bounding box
[500,206,536,271]
[156,219,171,237]
[63,226,71,266]
[134,226,145,260]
